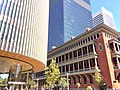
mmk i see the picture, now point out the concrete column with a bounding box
[72,51,74,59]
[64,55,66,62]
[61,66,63,74]
[88,60,91,70]
[87,46,89,55]
[116,57,120,69]
[76,50,78,58]
[21,85,23,90]
[67,73,69,90]
[27,72,29,82]
[65,65,66,73]
[68,53,70,60]
[77,49,79,58]
[117,44,120,51]
[95,57,98,67]
[81,48,83,57]
[83,61,85,71]
[73,63,75,72]
[78,62,80,71]
[69,64,70,73]
[113,43,116,52]
[93,44,96,54]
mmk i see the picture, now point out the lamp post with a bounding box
[37,79,39,90]
[67,73,69,90]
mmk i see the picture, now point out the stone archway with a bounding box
[76,75,82,84]
[69,76,72,85]
[83,74,87,84]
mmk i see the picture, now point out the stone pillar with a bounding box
[113,43,116,52]
[117,44,120,51]
[27,72,29,82]
[88,60,91,70]
[69,64,70,73]
[116,57,120,69]
[68,53,70,60]
[83,61,85,71]
[61,66,63,74]
[87,46,89,55]
[81,48,83,57]
[72,52,74,59]
[73,63,75,72]
[78,62,80,71]
[95,57,98,67]
[77,49,79,58]
[65,65,66,73]
[93,44,96,54]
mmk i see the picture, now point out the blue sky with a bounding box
[90,0,120,32]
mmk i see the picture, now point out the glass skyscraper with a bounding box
[48,0,93,51]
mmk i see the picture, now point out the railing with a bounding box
[57,52,95,64]
[61,67,96,74]
[35,67,97,79]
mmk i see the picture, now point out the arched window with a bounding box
[83,75,87,84]
[117,73,120,83]
[77,76,82,84]
[73,76,76,84]
[69,77,72,85]
[90,75,93,84]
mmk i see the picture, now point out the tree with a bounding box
[76,82,81,90]
[58,77,69,89]
[94,66,104,88]
[87,86,93,90]
[45,59,60,89]
[26,78,37,89]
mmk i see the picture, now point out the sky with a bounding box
[90,0,120,32]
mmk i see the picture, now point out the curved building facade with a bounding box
[0,0,49,73]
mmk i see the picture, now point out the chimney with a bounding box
[70,36,75,40]
[86,27,91,32]
[52,46,56,49]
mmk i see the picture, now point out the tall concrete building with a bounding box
[48,0,93,51]
[0,0,49,74]
[93,7,116,30]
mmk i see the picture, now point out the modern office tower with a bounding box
[0,0,49,76]
[36,24,120,89]
[93,7,116,30]
[48,0,93,51]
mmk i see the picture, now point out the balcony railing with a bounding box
[61,67,96,74]
[57,52,95,64]
[34,67,98,80]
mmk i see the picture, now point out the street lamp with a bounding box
[37,79,39,90]
[67,73,69,90]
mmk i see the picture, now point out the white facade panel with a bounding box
[0,0,49,66]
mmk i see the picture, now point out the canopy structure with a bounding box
[0,50,45,73]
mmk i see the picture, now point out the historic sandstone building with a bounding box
[35,24,120,89]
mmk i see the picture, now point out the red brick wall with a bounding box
[95,29,115,88]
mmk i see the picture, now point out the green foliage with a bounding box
[44,84,49,89]
[45,59,60,88]
[76,82,81,88]
[58,77,69,88]
[87,86,93,90]
[0,78,7,86]
[26,78,37,88]
[94,66,104,88]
